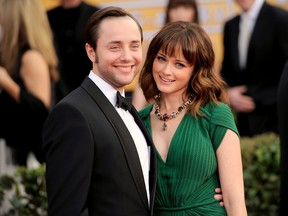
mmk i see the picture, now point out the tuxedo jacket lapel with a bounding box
[129,106,157,213]
[229,16,241,70]
[80,78,149,209]
[246,3,268,70]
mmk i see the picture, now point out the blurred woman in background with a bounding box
[164,0,199,24]
[0,0,59,166]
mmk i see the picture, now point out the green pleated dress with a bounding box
[139,102,239,216]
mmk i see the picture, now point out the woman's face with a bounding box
[152,48,194,96]
[168,5,196,23]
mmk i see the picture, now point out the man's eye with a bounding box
[131,44,140,50]
[111,46,120,50]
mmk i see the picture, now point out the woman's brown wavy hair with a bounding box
[139,21,228,117]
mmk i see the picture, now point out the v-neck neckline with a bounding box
[147,107,187,164]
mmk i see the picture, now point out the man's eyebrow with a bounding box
[108,40,121,44]
[108,40,141,43]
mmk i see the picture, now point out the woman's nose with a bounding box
[161,62,172,74]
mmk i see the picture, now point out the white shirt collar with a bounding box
[88,71,125,107]
[242,0,264,20]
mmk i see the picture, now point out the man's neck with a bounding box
[62,0,82,9]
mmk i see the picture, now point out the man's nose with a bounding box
[120,47,133,61]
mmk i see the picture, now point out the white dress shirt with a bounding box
[88,71,151,205]
[238,0,264,69]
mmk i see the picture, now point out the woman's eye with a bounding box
[176,62,185,68]
[157,56,166,62]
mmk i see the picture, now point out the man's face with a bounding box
[92,16,142,91]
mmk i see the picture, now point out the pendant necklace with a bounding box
[154,94,193,131]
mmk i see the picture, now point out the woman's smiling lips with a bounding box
[159,75,175,83]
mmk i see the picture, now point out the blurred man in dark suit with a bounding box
[278,61,288,216]
[48,0,99,102]
[220,0,288,136]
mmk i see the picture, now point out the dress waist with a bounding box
[154,200,218,211]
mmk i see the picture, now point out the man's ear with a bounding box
[85,43,95,62]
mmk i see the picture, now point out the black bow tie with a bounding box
[116,91,132,111]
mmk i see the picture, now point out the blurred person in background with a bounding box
[0,0,59,166]
[164,0,199,24]
[220,0,288,136]
[47,0,99,103]
[132,0,199,110]
[278,61,288,216]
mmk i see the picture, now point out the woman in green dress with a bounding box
[138,21,247,216]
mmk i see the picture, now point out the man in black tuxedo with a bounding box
[47,0,99,103]
[278,61,288,216]
[43,7,157,216]
[220,0,288,136]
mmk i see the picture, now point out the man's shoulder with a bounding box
[47,5,62,16]
[224,14,240,28]
[81,2,100,15]
[260,2,288,27]
[47,3,99,17]
[47,6,63,24]
[261,2,288,17]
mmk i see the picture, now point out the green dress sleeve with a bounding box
[203,102,239,150]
